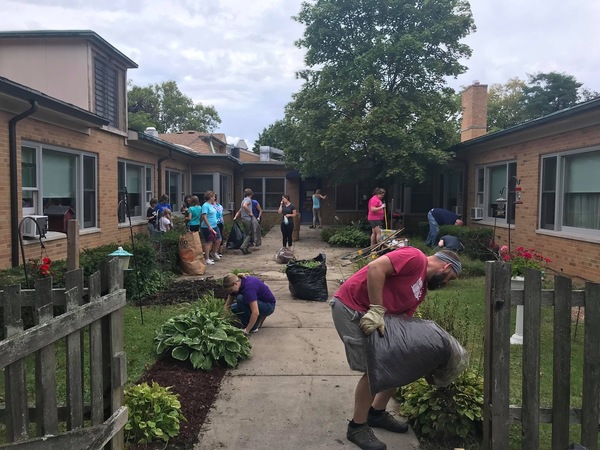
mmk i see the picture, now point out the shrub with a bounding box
[319,226,337,242]
[124,382,186,444]
[397,368,483,441]
[155,295,251,370]
[438,225,494,262]
[326,223,370,248]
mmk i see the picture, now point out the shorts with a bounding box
[201,227,221,242]
[369,220,383,229]
[330,297,367,372]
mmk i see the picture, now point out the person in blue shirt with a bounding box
[201,191,221,265]
[310,189,327,229]
[223,272,276,334]
[425,208,463,247]
[186,195,202,232]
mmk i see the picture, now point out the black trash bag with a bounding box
[226,221,244,250]
[285,253,328,301]
[365,315,469,394]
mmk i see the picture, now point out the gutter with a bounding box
[9,100,38,266]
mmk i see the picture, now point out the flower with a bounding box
[499,246,551,278]
[28,257,54,280]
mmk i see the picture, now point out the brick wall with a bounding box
[463,123,600,282]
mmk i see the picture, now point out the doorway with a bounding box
[299,178,320,224]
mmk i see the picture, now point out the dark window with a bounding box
[94,57,119,127]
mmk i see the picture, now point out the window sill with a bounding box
[536,229,600,245]
[118,219,147,228]
[470,219,515,229]
[21,227,101,245]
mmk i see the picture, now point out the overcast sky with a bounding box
[2,0,599,148]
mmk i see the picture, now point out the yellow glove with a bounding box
[359,305,386,336]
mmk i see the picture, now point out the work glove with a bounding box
[359,305,386,336]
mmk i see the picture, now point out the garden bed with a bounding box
[128,277,230,449]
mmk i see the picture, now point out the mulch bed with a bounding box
[128,278,229,449]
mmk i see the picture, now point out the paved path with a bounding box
[192,224,420,450]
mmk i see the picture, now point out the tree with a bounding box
[127,80,221,133]
[279,0,475,185]
[486,72,600,131]
[523,72,582,118]
[253,119,294,153]
[486,77,528,132]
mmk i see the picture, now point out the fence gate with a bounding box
[484,261,600,450]
[0,259,128,449]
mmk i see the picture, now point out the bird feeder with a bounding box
[495,194,507,218]
[514,184,523,204]
[108,246,133,270]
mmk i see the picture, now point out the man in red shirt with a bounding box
[331,247,461,450]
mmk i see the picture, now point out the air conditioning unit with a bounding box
[22,215,48,238]
[228,202,236,211]
[453,206,463,216]
[470,207,484,221]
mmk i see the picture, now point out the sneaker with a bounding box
[217,253,223,258]
[367,410,408,433]
[347,423,386,450]
[250,327,259,333]
[212,252,221,260]
[205,259,215,265]
[240,248,251,255]
[309,225,314,229]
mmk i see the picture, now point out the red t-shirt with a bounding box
[367,195,384,221]
[334,247,428,316]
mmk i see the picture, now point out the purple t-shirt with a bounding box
[238,276,276,305]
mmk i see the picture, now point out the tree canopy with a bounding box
[487,72,599,131]
[127,81,221,133]
[261,0,475,185]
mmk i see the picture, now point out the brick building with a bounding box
[454,83,600,282]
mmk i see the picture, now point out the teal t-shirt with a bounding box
[188,205,201,226]
[201,202,217,228]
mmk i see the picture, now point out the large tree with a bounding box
[278,0,475,184]
[128,80,221,133]
[486,72,600,131]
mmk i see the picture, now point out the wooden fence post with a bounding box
[581,281,600,449]
[67,219,79,271]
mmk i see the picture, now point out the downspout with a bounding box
[157,150,172,196]
[9,100,38,267]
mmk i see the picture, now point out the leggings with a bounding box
[281,221,294,247]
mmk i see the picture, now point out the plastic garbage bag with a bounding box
[365,315,469,394]
[285,253,328,301]
[226,221,244,250]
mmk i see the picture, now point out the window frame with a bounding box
[118,160,154,223]
[540,146,600,237]
[22,141,98,230]
[475,161,517,224]
[242,177,286,211]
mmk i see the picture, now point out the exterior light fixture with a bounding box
[108,246,133,270]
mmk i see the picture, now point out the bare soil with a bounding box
[128,278,229,450]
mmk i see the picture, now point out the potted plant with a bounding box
[498,246,551,345]
[499,246,551,279]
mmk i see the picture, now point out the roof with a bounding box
[0,75,109,128]
[159,131,228,154]
[452,96,600,152]
[0,30,138,69]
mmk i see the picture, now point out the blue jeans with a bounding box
[425,210,439,247]
[231,294,275,330]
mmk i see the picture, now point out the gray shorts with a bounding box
[330,297,367,373]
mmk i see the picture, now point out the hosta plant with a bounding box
[124,382,185,444]
[396,368,484,440]
[155,300,251,370]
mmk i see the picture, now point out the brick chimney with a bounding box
[461,82,488,141]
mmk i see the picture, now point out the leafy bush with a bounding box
[155,296,251,370]
[124,382,186,444]
[438,225,494,262]
[319,226,337,242]
[326,223,370,248]
[124,268,176,301]
[396,368,483,440]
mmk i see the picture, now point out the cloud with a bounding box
[2,0,599,143]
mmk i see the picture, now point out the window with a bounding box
[219,174,232,206]
[242,177,285,210]
[94,57,119,127]
[165,170,184,212]
[475,162,517,223]
[192,174,214,200]
[541,148,600,235]
[22,142,97,229]
[118,161,154,222]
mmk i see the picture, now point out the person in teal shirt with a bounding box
[186,195,202,232]
[311,189,327,229]
[201,191,221,265]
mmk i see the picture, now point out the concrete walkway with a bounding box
[193,224,420,450]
